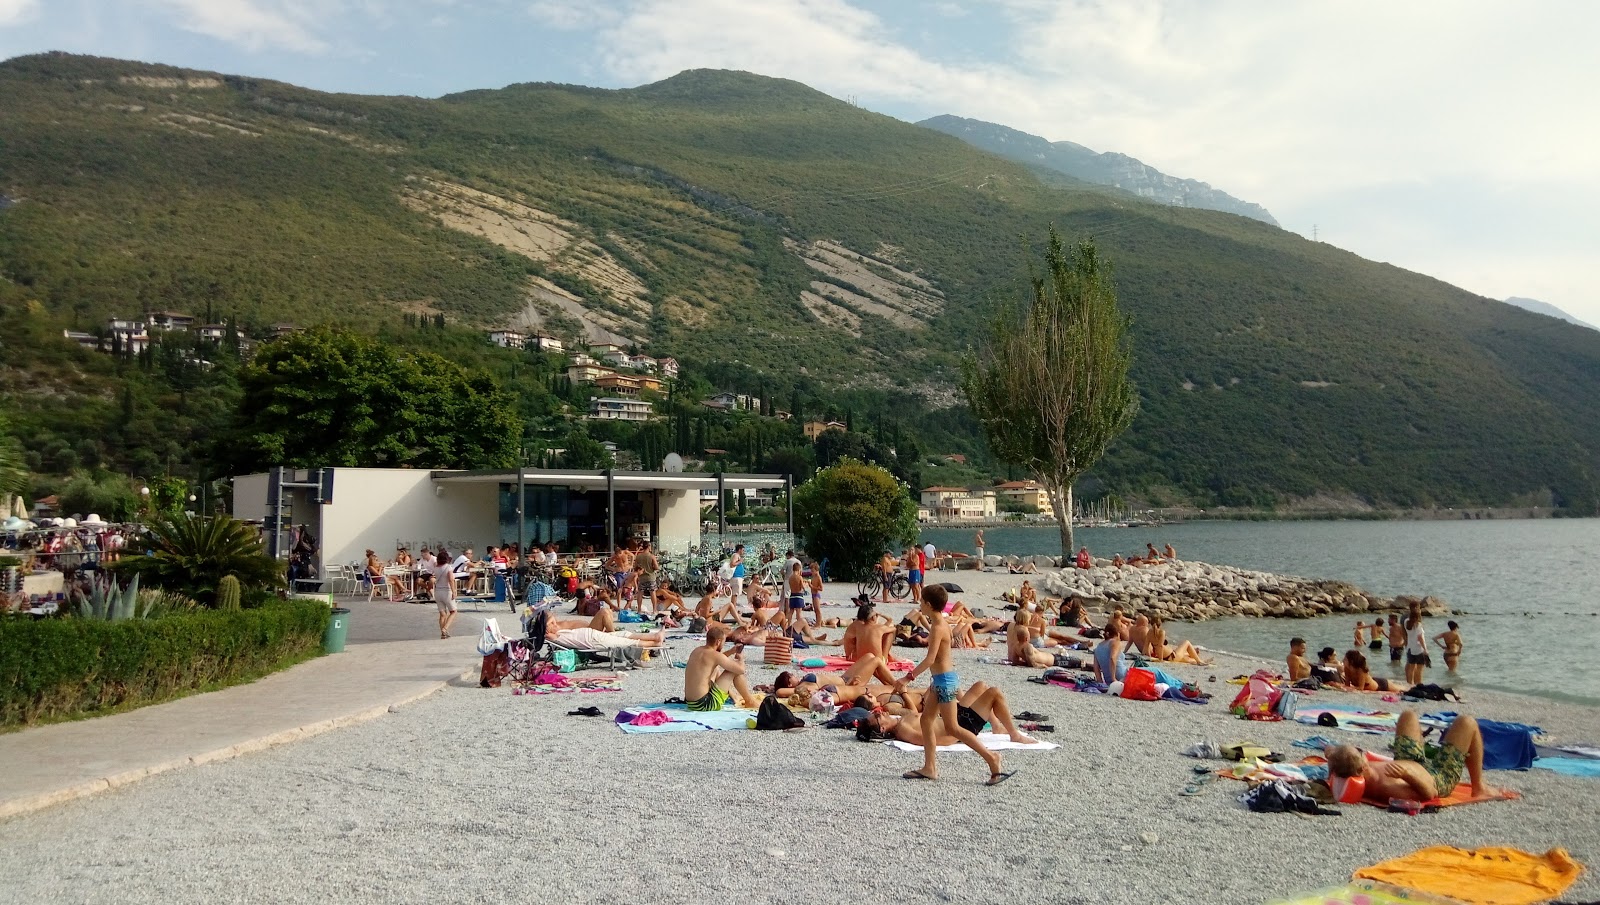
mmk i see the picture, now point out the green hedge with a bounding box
[0,600,330,728]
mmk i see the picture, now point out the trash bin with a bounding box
[323,607,351,653]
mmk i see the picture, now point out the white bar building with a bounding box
[232,466,788,573]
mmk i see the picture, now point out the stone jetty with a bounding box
[1004,557,1449,622]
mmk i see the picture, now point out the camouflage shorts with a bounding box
[1393,734,1465,795]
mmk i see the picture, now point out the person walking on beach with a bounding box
[431,550,457,639]
[728,544,747,609]
[1433,621,1463,672]
[974,530,985,572]
[896,585,1010,785]
[904,545,924,605]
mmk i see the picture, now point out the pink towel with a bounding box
[630,709,671,726]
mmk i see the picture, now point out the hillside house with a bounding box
[62,330,101,351]
[594,372,654,396]
[919,486,997,520]
[566,362,612,384]
[487,329,527,349]
[146,311,197,332]
[105,318,150,354]
[587,397,653,422]
[529,334,565,353]
[803,420,848,441]
[657,357,679,379]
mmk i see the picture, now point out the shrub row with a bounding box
[0,600,330,728]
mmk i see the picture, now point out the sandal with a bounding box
[902,769,936,780]
[1015,711,1049,722]
[986,771,1017,786]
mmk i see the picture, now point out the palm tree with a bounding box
[114,515,285,605]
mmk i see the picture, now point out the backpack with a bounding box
[754,695,804,730]
[1273,688,1300,720]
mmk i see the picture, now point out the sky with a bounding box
[3,0,1598,325]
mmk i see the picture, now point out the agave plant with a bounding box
[135,587,199,618]
[114,515,284,606]
[72,572,143,621]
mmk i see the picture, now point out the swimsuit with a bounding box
[908,569,923,585]
[955,704,986,735]
[686,685,731,712]
[789,594,807,609]
[1393,735,1465,794]
[931,671,959,703]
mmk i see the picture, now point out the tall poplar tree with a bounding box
[961,228,1138,554]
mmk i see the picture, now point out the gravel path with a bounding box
[2,577,1597,905]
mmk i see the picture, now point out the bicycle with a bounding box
[858,566,911,601]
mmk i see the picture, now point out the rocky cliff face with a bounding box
[920,114,1279,226]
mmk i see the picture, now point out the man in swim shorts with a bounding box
[786,553,809,629]
[1327,710,1502,803]
[1386,614,1405,664]
[894,585,1008,785]
[683,623,755,712]
[904,545,924,605]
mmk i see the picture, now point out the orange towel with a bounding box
[1354,846,1582,905]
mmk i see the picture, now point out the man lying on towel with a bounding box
[1326,709,1505,804]
[683,623,757,712]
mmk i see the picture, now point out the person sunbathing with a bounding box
[842,601,896,663]
[770,652,898,703]
[1287,637,1311,682]
[1007,607,1055,668]
[651,580,689,619]
[862,681,1037,746]
[683,623,757,711]
[1342,649,1391,692]
[1148,616,1212,665]
[694,583,745,626]
[1007,558,1037,574]
[1326,710,1503,803]
[1128,614,1152,655]
[551,624,666,650]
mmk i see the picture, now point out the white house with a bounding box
[529,334,565,353]
[657,357,679,379]
[587,396,653,422]
[231,466,788,567]
[487,330,527,349]
[918,486,997,520]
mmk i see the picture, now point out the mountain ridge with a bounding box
[2,54,1599,513]
[1505,296,1595,331]
[918,113,1279,226]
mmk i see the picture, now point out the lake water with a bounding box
[920,520,1600,707]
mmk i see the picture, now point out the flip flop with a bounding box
[902,769,936,780]
[1015,711,1049,722]
[986,771,1017,786]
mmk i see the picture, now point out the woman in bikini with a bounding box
[1147,616,1213,666]
[1342,649,1390,692]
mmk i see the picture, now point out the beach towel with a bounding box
[1421,713,1539,771]
[814,654,914,672]
[1532,756,1600,778]
[1353,846,1581,905]
[615,703,755,733]
[883,732,1060,754]
[1292,706,1400,734]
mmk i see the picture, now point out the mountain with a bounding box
[3,54,1600,514]
[1505,297,1596,331]
[919,114,1278,226]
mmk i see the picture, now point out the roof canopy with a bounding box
[431,468,787,491]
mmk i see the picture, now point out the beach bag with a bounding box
[755,695,804,730]
[551,649,578,673]
[1273,688,1300,720]
[763,635,794,666]
[478,650,509,688]
[1230,676,1281,719]
[476,618,509,656]
[1120,668,1161,701]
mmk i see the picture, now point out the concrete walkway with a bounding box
[0,595,507,820]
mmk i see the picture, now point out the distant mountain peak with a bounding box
[1504,297,1597,331]
[628,68,835,107]
[919,114,1278,226]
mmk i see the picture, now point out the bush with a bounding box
[793,458,917,581]
[114,515,285,606]
[0,599,328,727]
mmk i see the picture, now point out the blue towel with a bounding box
[1533,757,1600,778]
[1426,712,1538,770]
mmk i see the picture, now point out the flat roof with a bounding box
[430,468,787,491]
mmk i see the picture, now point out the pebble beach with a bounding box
[1,567,1596,905]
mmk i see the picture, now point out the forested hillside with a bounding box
[2,53,1598,513]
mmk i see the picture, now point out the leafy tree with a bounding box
[56,470,139,522]
[114,515,286,605]
[0,411,27,501]
[962,229,1137,554]
[557,428,614,469]
[793,458,917,580]
[226,328,517,471]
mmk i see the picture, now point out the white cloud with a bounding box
[0,0,39,26]
[527,0,617,31]
[152,0,329,53]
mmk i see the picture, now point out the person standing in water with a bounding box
[1434,621,1464,672]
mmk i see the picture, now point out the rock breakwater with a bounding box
[1025,558,1447,622]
